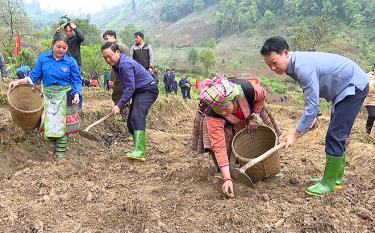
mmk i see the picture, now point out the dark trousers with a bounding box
[16,71,26,79]
[127,83,159,134]
[181,87,189,99]
[104,80,109,91]
[82,78,91,87]
[366,106,375,134]
[325,85,369,156]
[187,87,191,99]
[164,84,169,93]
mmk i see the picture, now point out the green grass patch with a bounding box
[286,91,331,111]
[260,76,288,95]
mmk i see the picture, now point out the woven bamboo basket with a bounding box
[7,84,44,130]
[231,125,280,182]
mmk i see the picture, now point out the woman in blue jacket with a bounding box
[9,33,82,160]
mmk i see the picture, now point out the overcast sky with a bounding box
[25,0,124,14]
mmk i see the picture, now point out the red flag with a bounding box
[14,32,21,57]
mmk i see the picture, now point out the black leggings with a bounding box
[366,106,375,134]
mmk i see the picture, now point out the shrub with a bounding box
[260,76,288,95]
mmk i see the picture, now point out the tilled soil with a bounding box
[0,89,374,233]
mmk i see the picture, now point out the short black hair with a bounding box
[53,32,69,46]
[63,23,71,30]
[103,30,117,39]
[260,36,290,56]
[134,31,144,39]
[101,42,120,52]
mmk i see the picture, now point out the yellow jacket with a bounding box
[364,72,375,106]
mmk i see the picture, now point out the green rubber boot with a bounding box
[310,154,345,189]
[305,154,342,196]
[55,135,68,160]
[125,130,146,162]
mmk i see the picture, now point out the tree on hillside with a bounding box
[342,0,362,23]
[188,48,199,65]
[160,0,219,22]
[73,18,101,45]
[119,23,138,47]
[298,0,320,16]
[258,9,275,28]
[16,47,36,67]
[257,0,284,15]
[361,0,375,25]
[194,0,207,11]
[81,44,107,75]
[321,0,338,17]
[291,17,334,50]
[0,0,31,56]
[216,0,375,36]
[291,22,314,50]
[311,17,334,42]
[207,38,216,49]
[160,1,194,22]
[283,0,299,17]
[217,0,258,34]
[200,48,216,76]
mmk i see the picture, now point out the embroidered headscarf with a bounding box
[199,76,242,114]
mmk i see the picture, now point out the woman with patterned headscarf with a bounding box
[192,76,281,198]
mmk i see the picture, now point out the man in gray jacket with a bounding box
[261,36,368,196]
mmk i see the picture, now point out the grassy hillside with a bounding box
[91,0,161,31]
[152,12,374,77]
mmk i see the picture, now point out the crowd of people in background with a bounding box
[163,68,192,102]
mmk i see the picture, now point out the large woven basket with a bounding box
[7,84,44,130]
[231,125,280,182]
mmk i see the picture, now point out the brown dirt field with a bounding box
[0,86,374,233]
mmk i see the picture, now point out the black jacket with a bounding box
[61,28,84,66]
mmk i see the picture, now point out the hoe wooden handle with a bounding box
[240,142,287,172]
[85,112,113,131]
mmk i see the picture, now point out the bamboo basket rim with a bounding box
[231,125,277,163]
[7,84,44,114]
